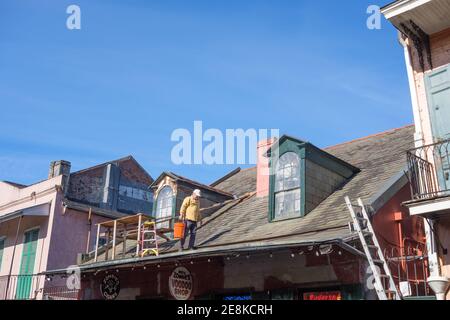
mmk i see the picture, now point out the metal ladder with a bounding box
[140,221,159,257]
[345,196,401,300]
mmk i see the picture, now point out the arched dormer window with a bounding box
[273,152,301,219]
[155,185,173,228]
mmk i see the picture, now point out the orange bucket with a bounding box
[174,222,185,239]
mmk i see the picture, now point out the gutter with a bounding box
[44,237,364,275]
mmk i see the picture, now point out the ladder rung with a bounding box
[379,274,390,278]
[372,259,385,265]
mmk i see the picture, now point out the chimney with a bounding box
[256,138,276,198]
[48,160,71,192]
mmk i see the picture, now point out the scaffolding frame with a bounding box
[93,213,174,262]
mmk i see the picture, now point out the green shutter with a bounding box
[425,65,450,141]
[16,229,39,300]
[425,65,450,192]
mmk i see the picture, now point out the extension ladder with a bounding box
[345,196,401,300]
[140,221,159,257]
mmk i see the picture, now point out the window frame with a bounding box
[273,152,301,220]
[153,185,175,228]
[269,142,306,222]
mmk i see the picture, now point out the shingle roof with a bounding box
[81,125,415,266]
[191,125,415,247]
[213,167,257,197]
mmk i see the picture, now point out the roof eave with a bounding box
[381,0,431,19]
[44,237,362,275]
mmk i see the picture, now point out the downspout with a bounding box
[398,32,423,148]
[5,215,23,299]
[399,32,441,278]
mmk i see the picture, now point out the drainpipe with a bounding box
[5,215,23,299]
[399,32,423,148]
[398,31,449,298]
[399,32,440,276]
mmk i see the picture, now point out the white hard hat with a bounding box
[193,189,202,197]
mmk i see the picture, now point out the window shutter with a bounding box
[426,65,450,141]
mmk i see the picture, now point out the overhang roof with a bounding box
[382,0,450,35]
[0,202,51,224]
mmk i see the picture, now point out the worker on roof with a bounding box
[179,189,202,251]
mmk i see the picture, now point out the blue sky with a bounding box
[0,0,411,185]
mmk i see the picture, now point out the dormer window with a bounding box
[268,135,359,222]
[274,152,301,219]
[155,185,173,228]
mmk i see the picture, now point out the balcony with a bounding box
[405,139,450,217]
[0,274,81,300]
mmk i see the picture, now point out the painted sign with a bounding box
[169,267,193,300]
[100,274,120,300]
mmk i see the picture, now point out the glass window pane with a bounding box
[275,152,300,192]
[274,188,301,219]
[156,186,173,228]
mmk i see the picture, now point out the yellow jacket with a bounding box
[180,196,201,222]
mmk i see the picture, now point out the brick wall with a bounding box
[67,159,153,214]
[409,27,450,145]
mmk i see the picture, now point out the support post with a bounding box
[105,229,110,261]
[136,214,142,256]
[94,224,100,262]
[112,220,117,260]
[86,207,92,254]
[123,224,127,258]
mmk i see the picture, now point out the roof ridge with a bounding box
[324,124,414,150]
[165,172,235,197]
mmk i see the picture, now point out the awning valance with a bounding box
[0,202,51,224]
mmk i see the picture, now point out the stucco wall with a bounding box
[45,208,111,272]
[0,176,63,277]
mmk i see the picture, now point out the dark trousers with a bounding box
[180,220,197,249]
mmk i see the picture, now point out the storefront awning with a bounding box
[0,202,51,224]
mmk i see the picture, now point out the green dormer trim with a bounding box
[268,135,359,222]
[268,138,307,222]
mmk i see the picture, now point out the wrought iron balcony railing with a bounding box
[406,139,450,200]
[0,274,43,300]
[0,274,81,300]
